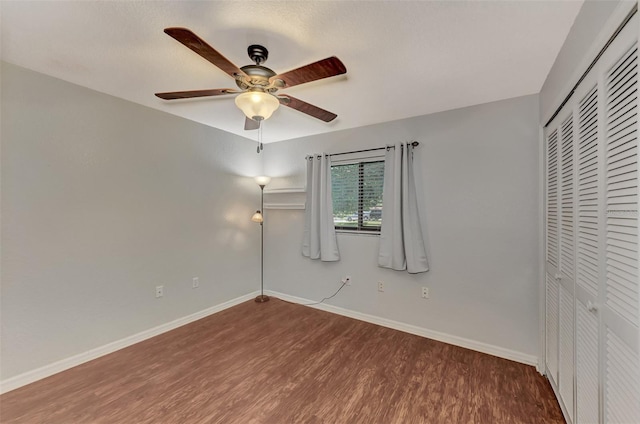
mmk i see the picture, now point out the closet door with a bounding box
[600,27,640,423]
[545,13,640,423]
[547,109,583,422]
[546,127,561,387]
[574,78,601,424]
[558,114,576,423]
[546,109,577,422]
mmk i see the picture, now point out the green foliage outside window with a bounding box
[331,161,384,231]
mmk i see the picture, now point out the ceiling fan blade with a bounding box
[270,57,346,88]
[155,89,238,100]
[244,117,261,131]
[279,95,337,122]
[164,27,246,79]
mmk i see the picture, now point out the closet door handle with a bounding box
[587,301,599,313]
[555,273,562,280]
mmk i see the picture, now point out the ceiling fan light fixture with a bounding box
[235,91,280,121]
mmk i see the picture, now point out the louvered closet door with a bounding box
[559,114,576,424]
[574,75,600,424]
[546,127,561,387]
[600,21,640,423]
[545,109,578,422]
[545,12,640,424]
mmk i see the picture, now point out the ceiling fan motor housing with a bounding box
[236,64,278,92]
[248,44,268,65]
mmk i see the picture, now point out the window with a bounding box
[331,160,384,232]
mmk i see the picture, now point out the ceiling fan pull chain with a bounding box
[257,121,264,153]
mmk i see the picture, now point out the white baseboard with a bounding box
[0,292,259,394]
[2,289,538,394]
[267,290,538,367]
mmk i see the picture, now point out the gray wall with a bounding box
[1,60,544,381]
[0,62,263,380]
[262,94,541,359]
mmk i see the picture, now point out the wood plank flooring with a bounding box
[0,298,564,423]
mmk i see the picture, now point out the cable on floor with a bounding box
[279,281,348,307]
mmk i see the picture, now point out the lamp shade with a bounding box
[254,176,271,186]
[251,210,263,223]
[235,91,280,121]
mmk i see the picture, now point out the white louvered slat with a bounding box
[605,45,639,327]
[561,116,575,281]
[559,285,575,422]
[578,86,601,298]
[546,273,559,383]
[605,328,640,423]
[548,129,559,270]
[576,302,599,424]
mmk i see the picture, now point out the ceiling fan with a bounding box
[155,28,347,132]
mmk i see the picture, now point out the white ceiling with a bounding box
[1,1,583,143]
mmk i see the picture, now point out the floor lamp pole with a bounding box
[255,184,269,303]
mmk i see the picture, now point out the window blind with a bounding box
[331,160,384,232]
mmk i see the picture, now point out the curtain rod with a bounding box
[544,3,637,128]
[309,141,419,159]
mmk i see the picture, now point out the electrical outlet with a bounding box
[192,277,199,289]
[378,281,384,292]
[155,285,164,298]
[421,287,429,299]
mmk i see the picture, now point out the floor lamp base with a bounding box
[255,294,270,303]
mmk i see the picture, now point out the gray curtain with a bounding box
[302,154,340,261]
[378,142,429,273]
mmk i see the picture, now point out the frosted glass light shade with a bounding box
[235,91,280,120]
[251,210,263,223]
[254,176,271,186]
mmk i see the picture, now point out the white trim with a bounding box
[266,290,538,367]
[336,230,380,237]
[1,288,539,394]
[538,123,546,375]
[264,202,305,210]
[0,291,259,394]
[263,187,305,194]
[331,152,386,165]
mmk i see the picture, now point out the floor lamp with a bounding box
[252,176,271,303]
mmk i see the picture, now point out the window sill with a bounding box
[336,229,380,237]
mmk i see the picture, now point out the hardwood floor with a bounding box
[1,298,564,423]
